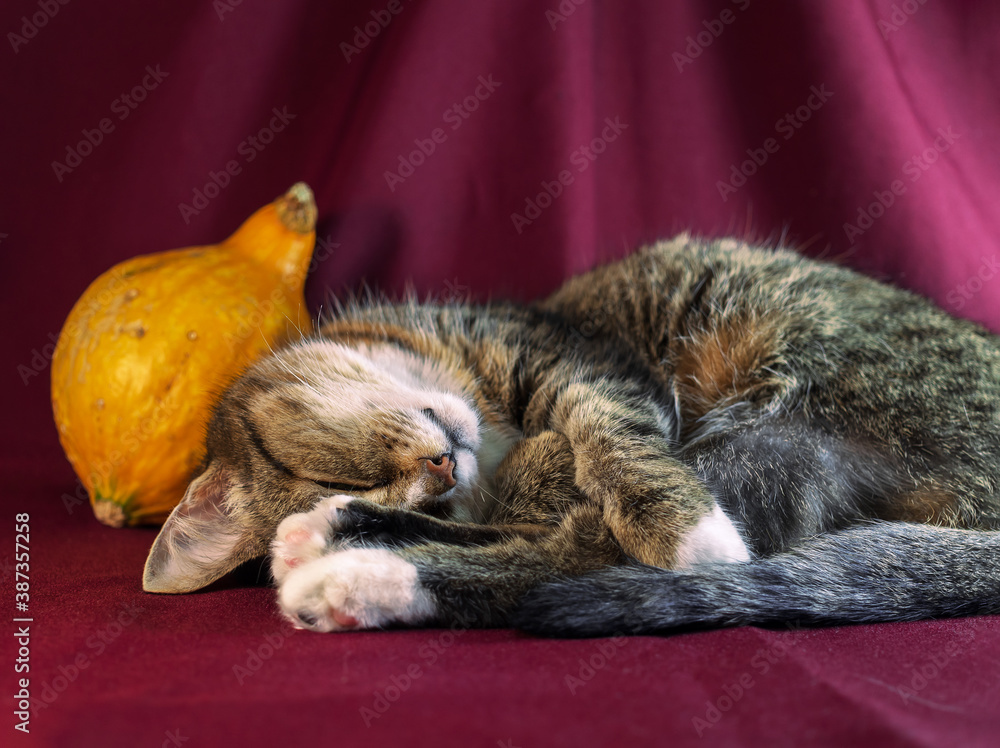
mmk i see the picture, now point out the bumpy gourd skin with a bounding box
[51,183,317,527]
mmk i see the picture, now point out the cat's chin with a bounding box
[410,496,457,520]
[415,484,490,524]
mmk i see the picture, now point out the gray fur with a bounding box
[514,524,1000,636]
[144,235,1000,636]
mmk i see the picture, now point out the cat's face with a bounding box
[143,340,486,593]
[236,341,485,514]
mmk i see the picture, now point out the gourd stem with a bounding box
[275,182,318,234]
[225,182,318,277]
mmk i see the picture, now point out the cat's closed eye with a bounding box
[144,236,1000,641]
[311,479,383,493]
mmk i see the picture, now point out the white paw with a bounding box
[277,547,436,632]
[675,503,751,568]
[270,495,354,584]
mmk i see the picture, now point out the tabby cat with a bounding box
[143,234,1000,636]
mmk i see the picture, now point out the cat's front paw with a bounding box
[271,495,354,583]
[277,547,436,632]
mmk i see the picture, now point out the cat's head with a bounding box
[142,339,484,593]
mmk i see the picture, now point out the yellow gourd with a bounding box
[51,183,317,527]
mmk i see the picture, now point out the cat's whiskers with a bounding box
[258,333,328,400]
[144,236,1000,637]
[474,480,514,514]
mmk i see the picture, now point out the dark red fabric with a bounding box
[3,1,999,746]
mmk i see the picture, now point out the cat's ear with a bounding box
[142,461,255,593]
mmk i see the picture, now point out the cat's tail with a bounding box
[511,522,1000,637]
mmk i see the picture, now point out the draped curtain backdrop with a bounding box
[2,1,998,746]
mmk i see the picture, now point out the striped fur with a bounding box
[143,235,1000,636]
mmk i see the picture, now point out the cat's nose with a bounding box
[423,452,457,489]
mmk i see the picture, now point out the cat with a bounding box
[142,234,1000,636]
